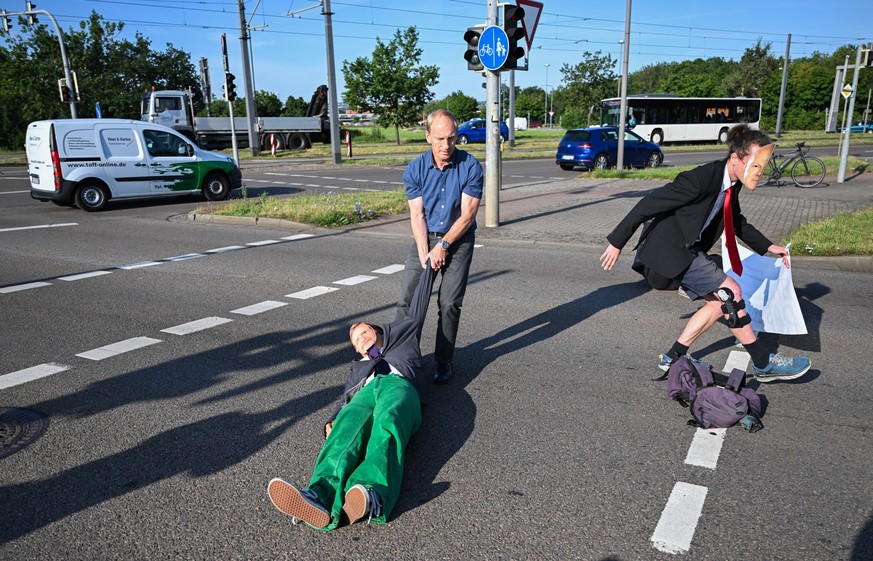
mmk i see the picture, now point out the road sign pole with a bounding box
[485,0,500,227]
[838,45,863,183]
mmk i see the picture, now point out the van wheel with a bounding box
[203,173,230,201]
[76,183,109,212]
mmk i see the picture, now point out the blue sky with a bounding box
[7,0,873,105]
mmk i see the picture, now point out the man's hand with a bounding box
[768,244,791,269]
[600,244,622,271]
[427,245,447,270]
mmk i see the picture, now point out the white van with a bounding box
[26,119,242,211]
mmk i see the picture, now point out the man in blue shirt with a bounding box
[394,109,484,385]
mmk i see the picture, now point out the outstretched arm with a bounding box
[600,244,622,271]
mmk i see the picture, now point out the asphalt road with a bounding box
[1,158,872,560]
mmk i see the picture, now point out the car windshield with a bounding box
[562,130,591,142]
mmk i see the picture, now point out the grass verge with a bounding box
[196,188,408,227]
[784,208,873,256]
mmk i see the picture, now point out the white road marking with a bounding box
[724,350,751,373]
[118,261,162,270]
[231,300,288,316]
[286,286,339,299]
[166,253,206,262]
[246,240,282,247]
[0,363,70,390]
[334,275,377,286]
[161,317,233,335]
[58,270,113,281]
[651,482,708,554]
[0,281,51,293]
[76,337,162,361]
[372,264,405,275]
[0,222,78,233]
[281,234,314,241]
[0,189,31,194]
[684,428,727,469]
[206,245,247,253]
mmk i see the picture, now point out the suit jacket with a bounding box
[327,265,437,424]
[607,160,772,280]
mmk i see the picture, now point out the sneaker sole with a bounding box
[754,363,812,383]
[267,478,330,529]
[342,486,368,524]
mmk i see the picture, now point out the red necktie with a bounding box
[723,185,743,276]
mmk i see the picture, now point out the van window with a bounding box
[100,128,142,158]
[561,130,591,142]
[144,129,191,157]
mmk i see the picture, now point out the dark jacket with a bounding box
[607,160,772,280]
[327,265,437,425]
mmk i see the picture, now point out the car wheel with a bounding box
[651,129,664,145]
[559,163,575,171]
[647,151,662,168]
[499,134,506,143]
[457,135,469,145]
[75,182,109,212]
[203,172,230,201]
[594,154,609,169]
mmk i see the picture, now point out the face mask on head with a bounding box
[742,143,774,190]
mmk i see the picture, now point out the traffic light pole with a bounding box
[237,0,259,157]
[484,0,500,228]
[837,45,863,184]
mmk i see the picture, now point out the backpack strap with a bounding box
[725,368,746,392]
[692,360,715,388]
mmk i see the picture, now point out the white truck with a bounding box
[140,86,332,151]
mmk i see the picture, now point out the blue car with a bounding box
[556,126,664,171]
[839,122,873,133]
[456,119,510,145]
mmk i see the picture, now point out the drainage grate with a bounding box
[0,408,49,460]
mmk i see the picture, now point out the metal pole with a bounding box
[222,34,240,165]
[544,63,549,127]
[837,56,850,162]
[508,69,516,146]
[775,33,790,138]
[615,0,631,171]
[863,89,871,130]
[323,0,342,164]
[485,0,500,227]
[837,46,863,183]
[237,0,260,156]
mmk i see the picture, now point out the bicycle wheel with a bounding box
[791,157,826,188]
[760,159,776,185]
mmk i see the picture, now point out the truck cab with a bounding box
[141,90,197,140]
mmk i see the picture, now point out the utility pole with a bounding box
[615,0,631,171]
[322,0,342,164]
[484,0,500,228]
[237,0,259,156]
[508,69,516,146]
[775,33,790,138]
[837,45,863,184]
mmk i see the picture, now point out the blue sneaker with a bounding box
[267,478,330,529]
[343,484,382,524]
[752,353,811,382]
[658,352,712,372]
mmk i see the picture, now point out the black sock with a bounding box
[667,342,689,359]
[743,340,770,369]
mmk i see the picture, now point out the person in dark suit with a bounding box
[600,124,811,382]
[267,264,437,531]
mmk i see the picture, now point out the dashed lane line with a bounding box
[0,222,78,233]
[58,270,113,282]
[684,428,727,469]
[230,301,288,316]
[0,363,70,390]
[333,275,378,286]
[76,337,162,361]
[372,264,405,275]
[286,286,340,299]
[650,482,708,554]
[0,282,52,294]
[161,317,233,335]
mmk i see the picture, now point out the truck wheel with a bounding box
[203,173,230,201]
[75,182,109,212]
[262,134,286,151]
[289,133,310,150]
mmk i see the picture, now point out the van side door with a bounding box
[96,125,152,197]
[142,129,200,194]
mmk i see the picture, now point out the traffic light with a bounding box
[502,3,526,70]
[225,72,237,101]
[26,2,38,25]
[1,10,12,33]
[61,85,70,103]
[463,26,484,72]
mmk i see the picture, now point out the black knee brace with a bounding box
[714,287,751,328]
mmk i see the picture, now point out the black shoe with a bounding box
[433,362,453,385]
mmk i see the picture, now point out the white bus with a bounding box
[598,95,762,145]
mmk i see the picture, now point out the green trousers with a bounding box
[307,374,421,531]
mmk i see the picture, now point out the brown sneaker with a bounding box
[267,478,330,529]
[342,484,382,524]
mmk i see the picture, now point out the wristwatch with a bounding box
[439,240,450,250]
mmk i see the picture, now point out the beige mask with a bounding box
[741,144,774,190]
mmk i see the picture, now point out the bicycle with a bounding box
[761,141,826,188]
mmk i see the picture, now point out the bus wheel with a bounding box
[651,129,664,145]
[718,128,729,143]
[76,182,109,212]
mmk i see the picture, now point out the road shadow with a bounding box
[395,280,649,517]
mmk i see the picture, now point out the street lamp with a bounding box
[544,63,550,128]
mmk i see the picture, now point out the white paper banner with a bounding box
[722,237,808,335]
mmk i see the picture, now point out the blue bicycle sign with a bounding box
[478,25,509,71]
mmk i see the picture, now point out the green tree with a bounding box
[516,86,546,123]
[342,27,439,144]
[254,90,283,116]
[558,50,618,127]
[432,90,479,122]
[283,95,308,117]
[0,11,199,149]
[724,39,778,98]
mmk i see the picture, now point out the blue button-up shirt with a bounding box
[402,148,484,233]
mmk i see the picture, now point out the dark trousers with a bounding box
[394,231,474,365]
